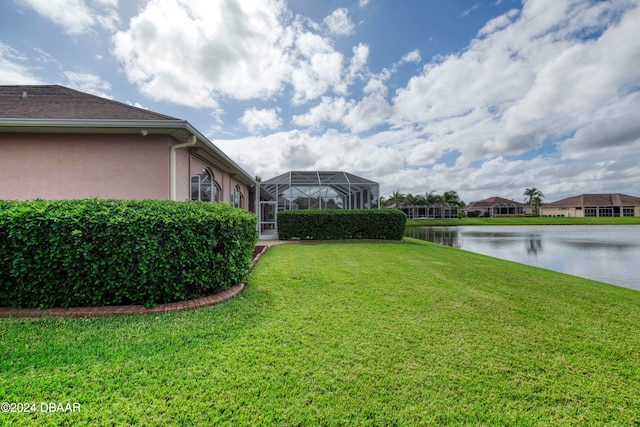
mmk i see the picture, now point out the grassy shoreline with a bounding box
[407,216,640,226]
[2,240,639,425]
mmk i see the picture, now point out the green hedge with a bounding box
[277,209,406,240]
[0,199,257,309]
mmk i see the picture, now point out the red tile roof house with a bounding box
[462,196,532,217]
[539,193,640,217]
[0,85,257,215]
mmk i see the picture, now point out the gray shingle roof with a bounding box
[0,85,178,121]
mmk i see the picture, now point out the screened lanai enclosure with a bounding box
[258,171,380,237]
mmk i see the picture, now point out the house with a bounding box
[539,193,640,217]
[0,85,257,214]
[462,196,532,217]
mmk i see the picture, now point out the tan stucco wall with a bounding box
[540,206,640,217]
[539,207,583,217]
[0,133,170,200]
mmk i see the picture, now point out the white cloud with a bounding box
[239,108,282,133]
[342,93,391,133]
[324,8,355,36]
[292,51,345,104]
[126,100,148,109]
[0,43,43,84]
[400,49,421,64]
[392,0,640,165]
[499,2,640,152]
[112,0,365,109]
[359,0,370,7]
[16,0,120,35]
[461,4,480,17]
[478,9,519,36]
[215,129,403,183]
[291,96,354,128]
[63,71,112,98]
[113,0,289,108]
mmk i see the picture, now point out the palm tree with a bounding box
[424,191,440,218]
[405,193,422,218]
[441,190,464,219]
[443,190,464,207]
[387,190,406,211]
[523,188,545,215]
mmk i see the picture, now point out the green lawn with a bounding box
[407,216,640,226]
[2,240,640,425]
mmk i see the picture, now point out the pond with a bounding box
[406,225,640,290]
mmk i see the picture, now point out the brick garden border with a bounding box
[0,245,269,318]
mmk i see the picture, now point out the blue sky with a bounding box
[2,0,640,203]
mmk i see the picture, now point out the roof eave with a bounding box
[0,118,187,131]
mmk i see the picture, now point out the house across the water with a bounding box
[462,196,532,217]
[539,193,640,217]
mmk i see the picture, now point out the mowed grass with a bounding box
[2,239,640,425]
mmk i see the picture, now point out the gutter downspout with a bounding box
[170,135,197,201]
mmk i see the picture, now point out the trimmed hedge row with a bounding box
[0,199,257,308]
[277,209,406,240]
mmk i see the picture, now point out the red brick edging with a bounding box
[0,245,269,318]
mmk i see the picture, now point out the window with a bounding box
[584,207,597,217]
[599,207,613,217]
[191,169,220,202]
[231,185,243,208]
[623,207,635,217]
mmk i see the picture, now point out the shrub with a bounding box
[277,209,406,241]
[0,199,257,308]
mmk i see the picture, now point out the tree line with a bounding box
[381,190,465,209]
[382,188,546,216]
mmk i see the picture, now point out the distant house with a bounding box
[0,85,257,214]
[462,197,532,217]
[539,193,640,217]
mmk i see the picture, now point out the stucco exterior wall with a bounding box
[0,133,170,200]
[174,147,191,202]
[539,207,581,217]
[539,206,640,217]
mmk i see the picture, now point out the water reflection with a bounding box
[406,225,640,290]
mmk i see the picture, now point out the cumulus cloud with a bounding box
[16,0,120,34]
[112,0,367,110]
[63,71,113,98]
[342,93,391,133]
[478,8,519,36]
[400,49,421,64]
[324,8,355,36]
[392,0,640,167]
[112,0,289,108]
[239,108,282,133]
[214,129,403,183]
[0,43,43,84]
[291,96,354,128]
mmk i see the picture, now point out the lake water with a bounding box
[406,225,640,290]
